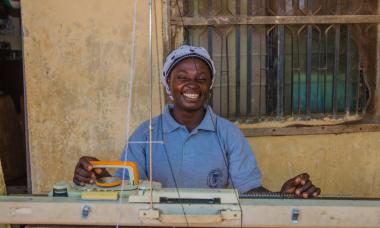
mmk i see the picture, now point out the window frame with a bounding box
[164,0,380,136]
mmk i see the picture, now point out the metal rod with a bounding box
[258,27,263,119]
[171,15,380,25]
[323,26,331,114]
[276,25,285,118]
[361,66,367,114]
[208,0,212,15]
[266,25,276,116]
[208,26,213,108]
[148,0,153,209]
[355,63,362,115]
[235,1,241,119]
[247,0,253,16]
[247,0,253,118]
[235,26,241,118]
[219,35,224,116]
[184,29,190,45]
[247,25,253,117]
[332,25,340,116]
[289,27,294,116]
[297,28,302,114]
[345,25,351,115]
[266,29,273,115]
[225,37,230,119]
[306,25,312,116]
[316,27,322,113]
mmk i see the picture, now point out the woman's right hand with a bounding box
[73,156,110,186]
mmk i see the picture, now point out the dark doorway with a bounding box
[0,0,27,194]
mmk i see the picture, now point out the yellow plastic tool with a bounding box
[89,161,139,187]
[95,176,122,187]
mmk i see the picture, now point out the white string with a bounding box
[148,0,154,210]
[116,0,138,227]
[128,141,164,144]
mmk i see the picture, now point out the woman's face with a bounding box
[168,57,212,112]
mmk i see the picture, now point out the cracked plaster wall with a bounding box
[250,132,380,197]
[22,0,163,193]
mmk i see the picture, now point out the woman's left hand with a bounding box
[281,173,321,198]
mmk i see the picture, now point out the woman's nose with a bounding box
[185,80,199,87]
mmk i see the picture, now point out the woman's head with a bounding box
[161,45,216,100]
[167,57,212,112]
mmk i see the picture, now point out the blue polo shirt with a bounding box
[116,104,261,193]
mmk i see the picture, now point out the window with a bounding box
[169,0,379,133]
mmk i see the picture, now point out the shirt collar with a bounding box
[162,104,216,133]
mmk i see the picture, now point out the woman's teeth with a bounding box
[183,93,199,99]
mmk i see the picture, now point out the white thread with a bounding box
[128,141,164,144]
[116,0,138,227]
[148,0,154,210]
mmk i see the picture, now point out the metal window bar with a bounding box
[296,26,302,114]
[276,25,285,118]
[226,34,231,119]
[235,0,241,119]
[184,24,369,121]
[218,33,224,116]
[345,26,352,115]
[323,25,331,114]
[175,0,373,122]
[316,26,323,114]
[235,25,241,119]
[288,26,295,116]
[266,26,276,117]
[207,26,213,106]
[246,0,254,119]
[258,27,264,120]
[356,64,362,115]
[332,24,340,116]
[306,25,312,116]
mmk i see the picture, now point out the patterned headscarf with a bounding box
[161,45,216,99]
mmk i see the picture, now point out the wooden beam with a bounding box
[241,123,380,137]
[171,15,380,26]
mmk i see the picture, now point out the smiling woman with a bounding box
[168,58,212,131]
[161,45,216,131]
[74,44,320,198]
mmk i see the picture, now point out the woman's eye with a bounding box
[196,77,208,83]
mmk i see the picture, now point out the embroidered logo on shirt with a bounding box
[207,169,223,188]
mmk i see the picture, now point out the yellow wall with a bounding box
[250,132,380,197]
[21,0,380,197]
[21,0,164,193]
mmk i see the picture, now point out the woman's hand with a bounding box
[73,156,110,186]
[281,173,321,198]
